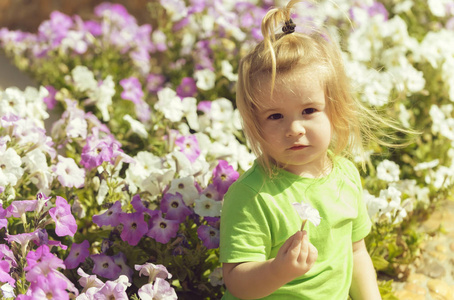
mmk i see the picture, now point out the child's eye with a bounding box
[302,108,317,115]
[267,113,283,120]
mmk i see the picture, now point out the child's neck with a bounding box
[284,154,333,178]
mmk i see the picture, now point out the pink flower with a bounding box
[77,268,103,290]
[5,231,40,257]
[119,212,148,246]
[120,77,143,103]
[176,77,197,98]
[6,200,37,218]
[97,275,130,300]
[25,245,65,281]
[212,160,239,196]
[28,271,69,300]
[0,260,15,287]
[64,240,90,269]
[135,262,171,283]
[138,278,177,300]
[49,196,77,237]
[175,134,201,163]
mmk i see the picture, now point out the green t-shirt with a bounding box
[219,156,372,300]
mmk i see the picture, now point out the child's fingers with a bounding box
[281,231,302,254]
[296,231,309,262]
[306,243,318,267]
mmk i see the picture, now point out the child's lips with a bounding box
[289,144,308,150]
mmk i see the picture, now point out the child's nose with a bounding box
[286,120,306,137]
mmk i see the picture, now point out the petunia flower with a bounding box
[28,271,69,300]
[197,225,220,249]
[194,195,222,218]
[176,77,197,98]
[112,252,134,282]
[77,268,104,291]
[166,176,199,206]
[6,200,37,218]
[118,212,148,246]
[54,155,85,188]
[131,194,158,217]
[174,134,201,163]
[5,231,40,257]
[96,275,130,300]
[147,212,180,244]
[160,192,192,222]
[292,202,321,230]
[0,260,15,287]
[92,201,122,227]
[49,196,77,237]
[64,240,90,269]
[212,160,239,196]
[91,253,122,280]
[135,262,171,283]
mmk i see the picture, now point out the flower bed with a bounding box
[1,0,454,299]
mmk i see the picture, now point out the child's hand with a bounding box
[271,231,318,282]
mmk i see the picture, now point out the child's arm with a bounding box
[349,239,382,300]
[223,230,318,299]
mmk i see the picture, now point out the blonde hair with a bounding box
[236,0,410,176]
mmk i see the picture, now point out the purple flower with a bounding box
[93,201,122,227]
[197,225,220,249]
[64,240,90,269]
[80,136,114,170]
[5,231,40,257]
[212,160,239,196]
[202,183,222,201]
[120,77,144,103]
[175,134,201,163]
[49,196,77,237]
[112,252,134,282]
[43,85,58,110]
[0,244,17,268]
[91,253,122,280]
[176,77,197,98]
[131,194,159,217]
[147,212,180,244]
[160,192,192,223]
[146,73,166,93]
[119,212,148,246]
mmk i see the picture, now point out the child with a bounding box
[220,0,391,299]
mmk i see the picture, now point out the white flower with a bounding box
[376,160,400,182]
[155,88,185,122]
[181,97,199,130]
[379,186,402,213]
[123,114,148,138]
[125,151,162,193]
[363,190,388,219]
[72,66,97,93]
[167,176,199,206]
[440,118,454,140]
[221,60,238,82]
[61,30,88,54]
[54,155,85,188]
[96,180,109,205]
[195,69,216,90]
[160,0,188,21]
[211,98,234,123]
[414,159,440,171]
[89,75,115,122]
[428,0,451,17]
[0,283,15,298]
[22,148,52,192]
[209,268,224,287]
[292,202,321,227]
[0,147,24,187]
[195,195,222,217]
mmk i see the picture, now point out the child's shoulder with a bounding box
[333,155,362,186]
[229,160,268,192]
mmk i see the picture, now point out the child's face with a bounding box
[257,68,332,177]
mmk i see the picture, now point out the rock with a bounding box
[428,279,450,297]
[418,259,446,278]
[406,273,428,286]
[394,290,425,300]
[404,282,427,295]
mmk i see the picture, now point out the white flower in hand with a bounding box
[292,202,321,230]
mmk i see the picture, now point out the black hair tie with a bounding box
[282,19,296,34]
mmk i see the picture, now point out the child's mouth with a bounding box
[289,145,307,150]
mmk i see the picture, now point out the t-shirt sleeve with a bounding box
[219,181,272,263]
[345,160,372,242]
